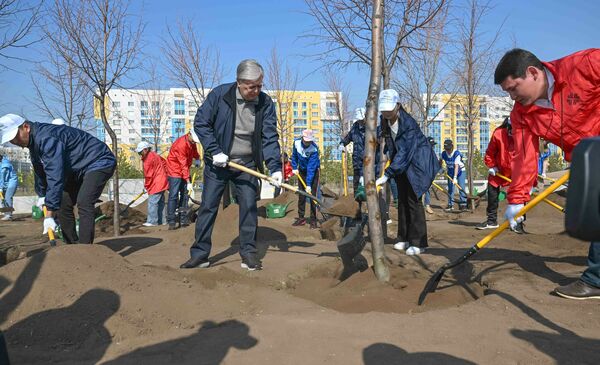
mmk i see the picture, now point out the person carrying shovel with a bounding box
[339,107,366,194]
[494,48,600,299]
[375,89,439,256]
[440,139,467,212]
[136,141,168,227]
[0,114,116,244]
[291,129,321,229]
[180,59,282,271]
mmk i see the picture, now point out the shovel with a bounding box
[445,173,480,201]
[496,173,565,213]
[341,149,348,196]
[418,172,569,305]
[297,173,329,220]
[42,206,57,247]
[431,181,464,205]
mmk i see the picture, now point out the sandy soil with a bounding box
[0,187,599,364]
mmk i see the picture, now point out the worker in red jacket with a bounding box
[477,118,513,230]
[166,131,201,229]
[274,152,292,198]
[136,141,169,227]
[495,48,600,300]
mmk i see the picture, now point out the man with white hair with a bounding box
[180,59,282,270]
[136,141,168,227]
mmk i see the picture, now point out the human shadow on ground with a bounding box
[488,289,600,365]
[424,246,586,287]
[104,319,258,364]
[98,237,162,257]
[447,220,485,227]
[4,288,119,365]
[363,343,476,365]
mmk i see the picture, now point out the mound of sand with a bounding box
[95,201,147,236]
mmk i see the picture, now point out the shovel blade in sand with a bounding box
[336,217,367,268]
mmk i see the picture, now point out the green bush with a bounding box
[117,153,143,179]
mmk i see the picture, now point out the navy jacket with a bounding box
[194,82,282,174]
[291,139,320,185]
[341,120,366,170]
[28,122,116,211]
[383,109,438,197]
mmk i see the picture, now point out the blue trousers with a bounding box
[167,177,189,225]
[447,172,467,207]
[423,190,431,205]
[146,191,165,225]
[190,162,259,260]
[2,182,17,214]
[581,241,600,288]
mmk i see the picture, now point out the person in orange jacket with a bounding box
[136,141,169,227]
[495,48,600,300]
[165,131,200,229]
[477,117,514,230]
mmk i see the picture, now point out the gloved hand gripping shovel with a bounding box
[296,173,329,221]
[496,173,565,213]
[418,172,570,305]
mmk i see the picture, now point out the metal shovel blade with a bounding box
[417,266,447,305]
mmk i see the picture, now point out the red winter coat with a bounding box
[508,49,600,204]
[484,126,513,188]
[166,135,200,181]
[142,151,169,195]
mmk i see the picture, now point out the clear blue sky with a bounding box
[0,0,599,120]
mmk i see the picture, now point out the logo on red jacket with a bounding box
[567,92,581,105]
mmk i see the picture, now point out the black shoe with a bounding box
[180,257,210,269]
[309,219,318,229]
[555,280,600,300]
[510,222,526,234]
[292,218,306,226]
[444,206,454,212]
[168,224,177,230]
[181,223,190,227]
[241,255,262,271]
[476,222,499,230]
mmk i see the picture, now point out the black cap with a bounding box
[427,137,436,146]
[443,139,453,147]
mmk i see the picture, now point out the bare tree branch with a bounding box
[0,0,41,68]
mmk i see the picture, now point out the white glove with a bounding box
[504,203,525,230]
[338,144,346,152]
[488,167,498,176]
[306,186,312,195]
[187,183,194,198]
[43,217,57,234]
[36,197,45,208]
[212,153,229,167]
[452,177,458,186]
[359,176,364,185]
[270,171,283,188]
[291,169,299,176]
[376,175,389,186]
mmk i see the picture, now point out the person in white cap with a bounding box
[291,129,321,229]
[0,113,116,244]
[51,118,66,126]
[180,59,282,271]
[136,141,168,227]
[165,130,200,230]
[375,90,439,256]
[340,107,367,193]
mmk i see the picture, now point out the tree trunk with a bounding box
[99,97,121,236]
[364,0,389,282]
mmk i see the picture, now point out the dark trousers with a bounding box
[486,184,500,224]
[167,176,189,225]
[60,166,114,244]
[352,167,361,193]
[298,169,318,220]
[396,173,428,248]
[190,162,259,260]
[582,241,600,288]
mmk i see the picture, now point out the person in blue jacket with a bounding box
[291,129,321,229]
[339,107,366,193]
[375,90,438,256]
[441,139,467,211]
[0,114,116,244]
[0,155,18,220]
[181,59,282,271]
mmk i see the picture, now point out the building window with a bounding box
[312,103,318,109]
[174,100,185,115]
[302,102,307,109]
[112,101,120,108]
[293,102,298,109]
[129,129,135,134]
[312,112,319,117]
[302,110,307,117]
[128,101,134,107]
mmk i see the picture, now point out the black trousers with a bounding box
[396,173,428,248]
[190,162,259,260]
[298,169,319,220]
[60,166,115,244]
[486,184,500,225]
[352,167,361,194]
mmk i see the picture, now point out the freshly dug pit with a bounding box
[287,261,484,314]
[94,201,147,236]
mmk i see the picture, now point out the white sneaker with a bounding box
[142,222,157,227]
[386,219,393,225]
[406,246,426,256]
[1,215,12,221]
[393,241,409,251]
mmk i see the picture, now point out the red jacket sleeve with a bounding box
[507,110,539,204]
[484,130,499,168]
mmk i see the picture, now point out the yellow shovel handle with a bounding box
[496,173,564,213]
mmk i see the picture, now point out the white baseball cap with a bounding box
[354,107,366,121]
[378,89,400,112]
[51,118,66,125]
[135,141,151,153]
[190,129,200,143]
[302,129,314,142]
[0,114,26,145]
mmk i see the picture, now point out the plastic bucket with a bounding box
[354,185,366,202]
[32,205,43,220]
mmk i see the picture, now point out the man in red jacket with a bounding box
[136,141,169,227]
[477,118,514,230]
[166,131,200,230]
[495,48,600,300]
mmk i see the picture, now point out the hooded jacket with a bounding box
[166,134,199,181]
[142,151,169,195]
[484,125,513,188]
